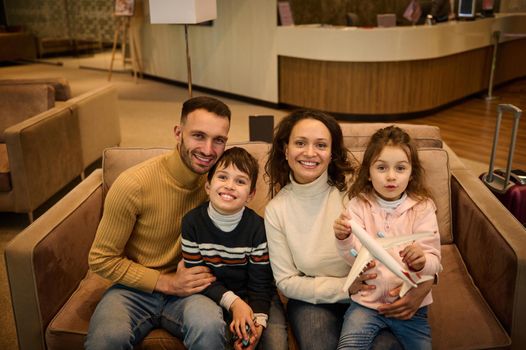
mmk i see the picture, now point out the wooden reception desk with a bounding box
[276,14,526,116]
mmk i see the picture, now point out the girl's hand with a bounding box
[334,210,352,240]
[348,261,377,295]
[230,299,255,345]
[400,243,426,271]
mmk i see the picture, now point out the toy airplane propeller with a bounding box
[342,220,434,297]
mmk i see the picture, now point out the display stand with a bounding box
[108,16,142,82]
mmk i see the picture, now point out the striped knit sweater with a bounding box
[181,202,273,315]
[88,149,207,293]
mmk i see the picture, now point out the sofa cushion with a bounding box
[0,84,55,142]
[429,244,510,349]
[341,123,442,150]
[101,143,273,218]
[102,147,172,196]
[45,272,186,350]
[0,143,11,191]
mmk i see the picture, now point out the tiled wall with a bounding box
[4,0,115,42]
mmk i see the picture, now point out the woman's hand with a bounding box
[334,209,352,240]
[377,279,433,320]
[347,261,377,295]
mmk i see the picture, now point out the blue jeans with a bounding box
[287,299,402,350]
[224,292,288,350]
[85,284,225,350]
[338,303,431,350]
[259,293,289,350]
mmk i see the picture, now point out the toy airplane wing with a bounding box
[378,232,434,250]
[341,247,372,292]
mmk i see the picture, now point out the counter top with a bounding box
[276,13,526,62]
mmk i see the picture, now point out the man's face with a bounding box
[175,109,230,174]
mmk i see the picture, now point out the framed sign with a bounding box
[114,0,135,17]
[278,1,294,26]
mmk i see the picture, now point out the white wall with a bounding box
[137,0,279,103]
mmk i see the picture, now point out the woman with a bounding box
[264,109,433,349]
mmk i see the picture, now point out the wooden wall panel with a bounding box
[279,38,526,115]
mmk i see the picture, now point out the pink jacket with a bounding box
[336,194,441,310]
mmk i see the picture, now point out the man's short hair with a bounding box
[181,96,231,124]
[207,147,259,192]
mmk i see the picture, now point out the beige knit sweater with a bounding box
[89,149,207,293]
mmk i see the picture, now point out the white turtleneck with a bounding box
[375,192,408,214]
[264,171,351,304]
[207,202,244,232]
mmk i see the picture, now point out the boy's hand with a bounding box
[230,299,255,345]
[334,209,352,240]
[233,324,263,350]
[400,243,426,271]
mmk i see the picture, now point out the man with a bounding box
[85,96,232,349]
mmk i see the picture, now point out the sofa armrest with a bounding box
[5,170,104,350]
[3,105,83,213]
[451,169,526,348]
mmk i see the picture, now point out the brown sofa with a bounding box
[5,123,526,349]
[0,83,121,221]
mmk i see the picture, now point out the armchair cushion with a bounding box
[0,84,54,142]
[0,77,71,101]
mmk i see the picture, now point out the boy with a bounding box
[181,147,274,349]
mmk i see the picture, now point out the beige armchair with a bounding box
[0,83,121,221]
[5,124,526,349]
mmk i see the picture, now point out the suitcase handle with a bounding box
[486,104,522,190]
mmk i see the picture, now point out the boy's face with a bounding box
[206,163,255,215]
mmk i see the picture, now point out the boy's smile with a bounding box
[206,163,255,215]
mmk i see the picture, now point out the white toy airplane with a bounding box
[342,220,434,297]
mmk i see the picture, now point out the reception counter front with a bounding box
[277,13,526,116]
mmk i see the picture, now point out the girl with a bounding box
[334,125,441,350]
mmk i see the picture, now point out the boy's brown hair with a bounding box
[348,125,432,202]
[208,147,259,192]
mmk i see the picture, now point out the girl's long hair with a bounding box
[347,125,432,202]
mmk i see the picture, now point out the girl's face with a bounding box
[369,145,412,201]
[285,118,332,184]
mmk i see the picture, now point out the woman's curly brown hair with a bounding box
[265,109,356,198]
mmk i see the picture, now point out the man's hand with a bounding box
[154,260,215,296]
[377,279,433,320]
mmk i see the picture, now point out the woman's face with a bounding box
[285,118,332,184]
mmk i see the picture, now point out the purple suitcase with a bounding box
[481,104,526,226]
